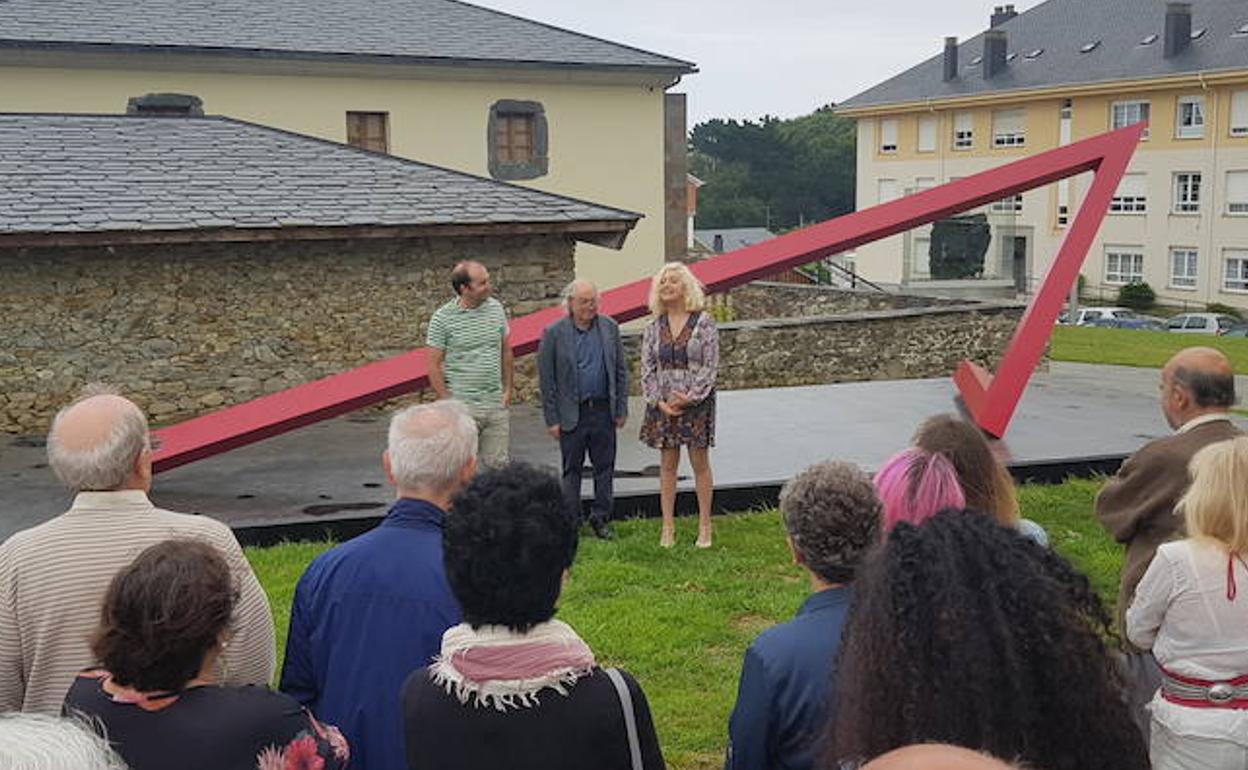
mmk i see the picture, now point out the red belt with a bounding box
[1160,666,1248,709]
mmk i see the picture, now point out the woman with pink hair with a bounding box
[873,448,965,531]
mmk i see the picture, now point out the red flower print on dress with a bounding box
[282,735,325,770]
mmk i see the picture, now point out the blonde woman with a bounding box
[1127,436,1248,769]
[640,262,718,548]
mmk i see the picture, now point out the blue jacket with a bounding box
[280,498,461,770]
[726,586,854,770]
[537,314,629,432]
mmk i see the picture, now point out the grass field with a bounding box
[245,477,1116,770]
[1050,325,1248,370]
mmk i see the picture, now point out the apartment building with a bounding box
[836,0,1248,308]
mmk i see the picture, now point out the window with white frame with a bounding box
[1057,180,1071,227]
[991,194,1023,213]
[1111,100,1150,139]
[1110,174,1147,213]
[1225,251,1248,292]
[918,116,937,152]
[914,176,936,192]
[1059,99,1073,145]
[1227,171,1248,214]
[953,112,974,149]
[1105,247,1144,285]
[878,178,899,204]
[1232,91,1248,137]
[1170,247,1198,289]
[1176,96,1205,139]
[880,119,899,153]
[993,109,1026,147]
[1174,172,1202,213]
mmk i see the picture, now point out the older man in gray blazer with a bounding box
[538,280,629,539]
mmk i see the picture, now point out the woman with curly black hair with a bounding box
[402,462,665,770]
[826,510,1148,770]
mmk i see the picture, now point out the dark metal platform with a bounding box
[5,362,1244,547]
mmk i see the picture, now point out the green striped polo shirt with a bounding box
[426,296,509,405]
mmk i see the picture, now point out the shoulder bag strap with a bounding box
[605,667,644,770]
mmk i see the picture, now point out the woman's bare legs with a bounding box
[659,447,681,547]
[689,447,714,547]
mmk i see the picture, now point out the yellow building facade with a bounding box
[0,0,695,294]
[838,0,1248,310]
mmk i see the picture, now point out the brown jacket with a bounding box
[1096,418,1241,644]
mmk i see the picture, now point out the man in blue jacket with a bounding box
[726,461,883,770]
[280,400,478,770]
[537,279,629,540]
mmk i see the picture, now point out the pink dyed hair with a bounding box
[873,448,966,532]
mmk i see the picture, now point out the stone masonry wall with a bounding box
[620,302,1024,391]
[726,281,964,320]
[1,235,573,433]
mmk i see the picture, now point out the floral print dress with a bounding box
[63,670,349,770]
[640,311,719,449]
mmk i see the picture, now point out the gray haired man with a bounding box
[0,387,275,714]
[537,280,629,540]
[280,399,476,770]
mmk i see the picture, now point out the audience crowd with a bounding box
[1,341,1244,770]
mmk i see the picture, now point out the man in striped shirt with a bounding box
[0,388,275,714]
[426,260,514,468]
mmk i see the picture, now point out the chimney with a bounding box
[1164,2,1192,58]
[983,29,1008,79]
[990,4,1018,28]
[943,37,959,81]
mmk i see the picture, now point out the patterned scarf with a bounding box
[429,619,596,711]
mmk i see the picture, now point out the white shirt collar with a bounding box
[1177,412,1233,434]
[69,489,154,513]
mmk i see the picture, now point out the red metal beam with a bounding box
[152,124,1143,471]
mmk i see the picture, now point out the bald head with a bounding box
[1160,347,1236,429]
[47,391,151,492]
[862,744,1019,770]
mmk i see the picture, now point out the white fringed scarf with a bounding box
[429,619,596,711]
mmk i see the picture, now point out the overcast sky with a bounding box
[477,0,1026,125]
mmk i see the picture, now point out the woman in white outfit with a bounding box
[1127,435,1248,769]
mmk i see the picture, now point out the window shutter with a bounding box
[918,116,937,152]
[880,119,898,150]
[1232,91,1248,136]
[1227,171,1248,212]
[954,112,973,132]
[1117,174,1146,198]
[994,109,1024,134]
[878,179,899,203]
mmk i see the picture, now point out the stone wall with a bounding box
[0,235,573,433]
[620,302,1025,391]
[726,281,964,320]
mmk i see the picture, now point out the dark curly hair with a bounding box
[91,539,236,692]
[779,461,882,583]
[445,462,579,632]
[826,510,1147,770]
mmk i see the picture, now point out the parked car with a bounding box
[1165,313,1241,335]
[1059,306,1138,325]
[1222,324,1248,338]
[1085,317,1167,331]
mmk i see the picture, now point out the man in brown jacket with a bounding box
[1095,346,1240,735]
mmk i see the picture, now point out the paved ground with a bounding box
[3,361,1246,542]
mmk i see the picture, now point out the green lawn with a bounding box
[245,477,1119,770]
[1050,325,1248,370]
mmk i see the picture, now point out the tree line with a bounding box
[689,104,857,232]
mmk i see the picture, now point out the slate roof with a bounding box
[839,0,1248,111]
[693,227,776,252]
[0,0,695,73]
[0,114,641,240]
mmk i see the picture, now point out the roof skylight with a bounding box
[1079,40,1101,53]
[1191,28,1207,39]
[1006,52,1018,61]
[1024,48,1044,59]
[1140,33,1158,45]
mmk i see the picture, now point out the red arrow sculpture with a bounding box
[152,122,1143,471]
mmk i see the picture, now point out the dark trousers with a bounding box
[559,402,616,523]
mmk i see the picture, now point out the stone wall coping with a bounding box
[620,300,1027,337]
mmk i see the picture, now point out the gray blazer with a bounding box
[537,314,629,431]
